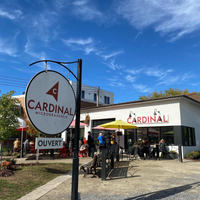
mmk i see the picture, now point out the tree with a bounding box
[0,90,21,142]
[139,88,190,100]
[24,115,43,138]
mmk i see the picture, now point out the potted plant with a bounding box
[133,140,141,147]
[169,150,177,159]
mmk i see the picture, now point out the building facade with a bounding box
[80,93,200,157]
[69,81,114,106]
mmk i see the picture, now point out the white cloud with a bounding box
[72,0,104,22]
[101,50,123,60]
[132,83,152,93]
[0,37,18,57]
[126,68,144,74]
[107,76,125,88]
[144,67,173,80]
[0,9,22,20]
[103,59,124,70]
[157,72,195,86]
[116,0,200,41]
[125,66,195,87]
[62,37,98,55]
[24,40,47,63]
[63,38,93,46]
[134,32,143,40]
[125,75,136,82]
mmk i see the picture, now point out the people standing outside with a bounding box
[13,138,21,152]
[139,138,150,160]
[111,133,115,146]
[24,139,30,154]
[97,133,105,152]
[87,131,93,157]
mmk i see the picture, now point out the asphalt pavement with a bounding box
[15,155,200,200]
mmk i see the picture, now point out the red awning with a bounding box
[69,120,87,128]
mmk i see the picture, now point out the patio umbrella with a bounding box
[92,126,117,131]
[99,119,138,130]
[69,120,87,128]
[99,120,138,146]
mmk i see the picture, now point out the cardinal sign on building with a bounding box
[25,70,76,135]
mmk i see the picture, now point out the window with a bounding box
[161,126,174,145]
[137,128,147,141]
[149,127,160,144]
[81,90,85,99]
[104,96,110,104]
[94,93,97,101]
[184,127,195,146]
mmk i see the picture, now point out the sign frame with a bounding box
[25,70,76,135]
[35,138,63,149]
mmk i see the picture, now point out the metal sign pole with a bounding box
[71,59,82,200]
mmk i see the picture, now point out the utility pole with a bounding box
[97,86,99,107]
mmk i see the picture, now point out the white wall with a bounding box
[180,98,200,155]
[70,81,114,105]
[80,99,182,147]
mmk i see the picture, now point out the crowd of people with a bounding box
[136,138,169,160]
[78,131,116,156]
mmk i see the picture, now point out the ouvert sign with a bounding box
[25,70,76,135]
[35,138,63,149]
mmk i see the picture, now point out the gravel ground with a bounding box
[37,159,200,200]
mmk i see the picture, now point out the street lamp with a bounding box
[129,111,136,122]
[30,59,82,200]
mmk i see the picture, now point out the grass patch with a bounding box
[0,163,72,200]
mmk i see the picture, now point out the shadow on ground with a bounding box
[124,181,200,200]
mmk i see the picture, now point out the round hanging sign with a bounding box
[25,70,76,135]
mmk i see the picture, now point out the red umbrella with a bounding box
[69,120,87,128]
[18,127,26,131]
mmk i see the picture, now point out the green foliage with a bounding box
[139,88,190,100]
[0,91,21,142]
[169,150,177,154]
[24,114,44,138]
[6,158,16,165]
[134,140,142,146]
[186,151,200,159]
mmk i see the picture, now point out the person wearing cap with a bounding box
[97,133,105,152]
[139,138,150,160]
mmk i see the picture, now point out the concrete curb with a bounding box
[18,171,72,200]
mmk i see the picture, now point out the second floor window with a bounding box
[104,96,110,104]
[94,93,97,101]
[81,90,85,99]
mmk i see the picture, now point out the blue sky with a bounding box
[1,0,200,103]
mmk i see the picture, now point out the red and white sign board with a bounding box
[25,70,75,135]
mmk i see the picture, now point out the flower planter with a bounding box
[169,153,177,159]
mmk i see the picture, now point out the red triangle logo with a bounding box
[46,82,59,101]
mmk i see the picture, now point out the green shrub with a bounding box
[169,150,177,154]
[3,152,13,156]
[15,153,21,158]
[6,158,16,165]
[15,153,25,158]
[134,140,142,146]
[186,151,200,159]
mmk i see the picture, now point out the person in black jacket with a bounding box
[87,131,93,157]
